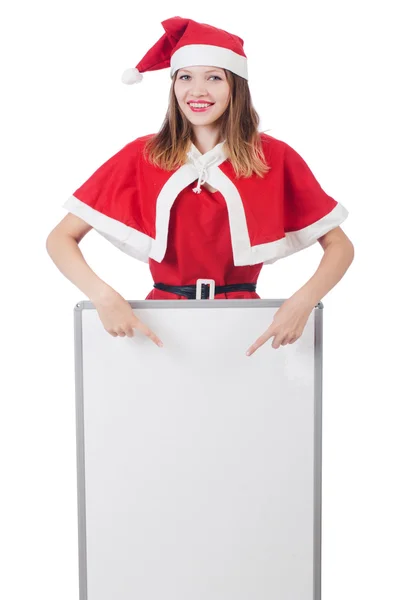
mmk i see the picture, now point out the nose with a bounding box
[190,90,208,97]
[190,83,209,95]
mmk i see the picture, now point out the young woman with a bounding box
[46,16,354,356]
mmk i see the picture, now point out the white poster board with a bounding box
[73,299,323,600]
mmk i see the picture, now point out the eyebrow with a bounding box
[179,69,223,74]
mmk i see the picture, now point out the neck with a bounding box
[191,125,223,155]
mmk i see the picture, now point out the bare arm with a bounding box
[46,213,163,345]
[45,213,113,302]
[293,226,355,307]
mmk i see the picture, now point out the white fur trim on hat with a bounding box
[170,44,248,80]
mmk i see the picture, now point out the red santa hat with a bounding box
[121,16,248,85]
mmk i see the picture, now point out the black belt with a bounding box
[153,282,257,299]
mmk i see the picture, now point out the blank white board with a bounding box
[73,299,323,600]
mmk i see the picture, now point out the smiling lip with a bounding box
[188,102,215,112]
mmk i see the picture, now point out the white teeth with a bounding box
[189,103,212,108]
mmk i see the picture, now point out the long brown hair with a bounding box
[143,69,271,178]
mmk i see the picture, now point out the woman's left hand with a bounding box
[246,295,314,356]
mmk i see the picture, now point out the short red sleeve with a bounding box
[62,140,152,263]
[281,141,349,253]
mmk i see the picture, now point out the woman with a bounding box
[46,16,354,356]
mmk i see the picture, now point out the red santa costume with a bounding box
[62,17,349,301]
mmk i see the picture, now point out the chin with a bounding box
[190,118,219,125]
[185,112,223,125]
[180,104,224,122]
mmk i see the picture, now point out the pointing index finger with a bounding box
[246,324,275,356]
[257,324,275,346]
[134,319,163,346]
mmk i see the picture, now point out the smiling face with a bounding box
[173,65,231,127]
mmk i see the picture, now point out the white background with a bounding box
[1,0,396,598]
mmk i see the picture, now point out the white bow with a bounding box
[187,151,220,194]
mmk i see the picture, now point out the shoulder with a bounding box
[257,131,289,166]
[258,132,310,166]
[258,131,288,151]
[106,134,156,167]
[119,133,156,154]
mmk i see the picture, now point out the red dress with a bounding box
[146,181,262,301]
[62,133,348,301]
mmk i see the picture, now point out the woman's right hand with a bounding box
[92,288,163,347]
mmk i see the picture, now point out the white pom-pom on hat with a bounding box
[121,68,143,85]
